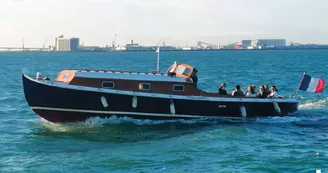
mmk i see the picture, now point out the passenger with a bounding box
[268,86,279,98]
[263,85,270,97]
[232,85,245,97]
[245,86,256,97]
[252,85,257,93]
[218,83,228,95]
[274,86,279,93]
[256,85,266,98]
[190,68,198,87]
[245,85,249,95]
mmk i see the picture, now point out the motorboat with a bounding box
[22,62,299,123]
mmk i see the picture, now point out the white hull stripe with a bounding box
[24,74,299,104]
[31,107,214,119]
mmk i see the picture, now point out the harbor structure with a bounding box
[54,35,80,52]
[69,38,80,52]
[256,39,286,47]
[239,39,287,49]
[56,38,70,51]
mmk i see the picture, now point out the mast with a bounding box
[295,72,306,97]
[156,46,160,74]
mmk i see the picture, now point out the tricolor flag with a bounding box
[299,74,325,93]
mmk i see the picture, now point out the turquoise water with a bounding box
[1,50,328,172]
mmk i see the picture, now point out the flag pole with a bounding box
[156,46,160,74]
[295,72,306,97]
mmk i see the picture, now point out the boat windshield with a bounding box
[166,62,194,79]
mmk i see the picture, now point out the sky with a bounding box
[0,0,328,47]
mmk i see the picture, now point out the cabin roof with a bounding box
[73,70,189,82]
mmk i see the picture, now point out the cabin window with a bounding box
[139,83,151,90]
[183,68,191,76]
[175,66,186,74]
[173,85,184,92]
[102,81,115,89]
[62,74,69,80]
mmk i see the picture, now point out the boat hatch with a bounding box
[55,70,75,83]
[166,62,194,79]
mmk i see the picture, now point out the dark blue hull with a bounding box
[22,74,299,123]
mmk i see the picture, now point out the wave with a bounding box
[32,111,328,143]
[255,98,328,124]
[299,97,328,109]
[33,116,219,142]
[82,116,204,126]
[38,111,328,131]
[254,114,328,124]
[37,116,212,132]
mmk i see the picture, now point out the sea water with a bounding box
[0,50,328,172]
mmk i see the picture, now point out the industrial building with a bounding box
[256,39,286,47]
[56,38,70,51]
[69,38,80,52]
[55,36,80,52]
[123,40,177,51]
[242,40,252,47]
[240,39,287,49]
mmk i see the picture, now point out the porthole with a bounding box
[139,83,151,90]
[102,81,115,89]
[173,85,184,92]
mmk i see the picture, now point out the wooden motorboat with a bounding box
[22,62,298,123]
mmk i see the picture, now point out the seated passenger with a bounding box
[246,85,256,97]
[256,86,266,98]
[232,85,245,97]
[274,86,279,93]
[218,83,227,95]
[263,85,270,97]
[268,86,279,98]
[252,85,257,93]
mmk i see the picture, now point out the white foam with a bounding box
[37,116,206,132]
[83,116,202,125]
[299,98,328,109]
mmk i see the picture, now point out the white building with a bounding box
[56,38,70,51]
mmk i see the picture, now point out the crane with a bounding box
[112,34,117,49]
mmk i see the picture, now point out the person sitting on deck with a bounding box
[268,86,279,98]
[190,68,198,87]
[232,85,245,97]
[218,83,228,95]
[256,85,266,98]
[263,85,270,97]
[245,85,256,97]
[252,85,256,93]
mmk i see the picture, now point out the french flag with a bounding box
[299,74,325,93]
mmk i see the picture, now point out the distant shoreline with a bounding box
[1,48,328,53]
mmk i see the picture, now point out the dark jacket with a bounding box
[218,88,227,95]
[191,73,198,85]
[263,90,270,98]
[256,92,266,98]
[232,90,244,97]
